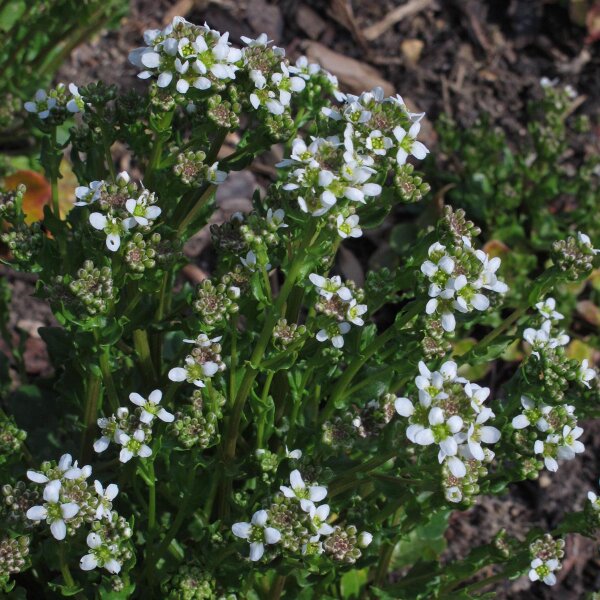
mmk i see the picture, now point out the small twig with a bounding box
[363,0,434,41]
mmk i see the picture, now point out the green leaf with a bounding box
[340,569,368,599]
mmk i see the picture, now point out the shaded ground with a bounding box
[3,0,599,597]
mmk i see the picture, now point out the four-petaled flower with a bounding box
[232,510,282,561]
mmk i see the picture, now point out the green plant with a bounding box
[0,16,599,599]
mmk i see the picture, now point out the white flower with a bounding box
[74,180,102,206]
[316,322,351,349]
[125,191,161,226]
[452,274,490,313]
[89,212,132,251]
[534,435,560,472]
[241,33,272,47]
[271,62,306,106]
[80,532,122,574]
[511,396,551,432]
[576,359,596,388]
[266,208,287,230]
[24,89,57,119]
[288,55,321,80]
[578,231,599,255]
[413,407,463,457]
[464,382,490,413]
[535,297,563,322]
[232,509,281,561]
[117,429,152,463]
[557,425,584,460]
[393,122,429,164]
[66,83,84,113]
[239,250,271,272]
[346,299,367,326]
[365,130,393,156]
[445,486,463,503]
[285,447,302,460]
[129,389,174,424]
[93,480,119,520]
[474,250,508,294]
[280,470,327,512]
[309,504,334,536]
[463,408,500,460]
[26,480,79,540]
[336,214,362,239]
[414,361,448,407]
[588,491,600,511]
[168,356,208,388]
[421,243,455,279]
[309,274,352,301]
[206,162,227,184]
[529,557,559,586]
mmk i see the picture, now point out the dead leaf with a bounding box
[246,0,283,43]
[4,170,51,224]
[296,4,327,39]
[301,41,394,96]
[327,0,367,50]
[577,300,600,326]
[401,39,424,65]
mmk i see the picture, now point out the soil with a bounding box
[2,0,599,597]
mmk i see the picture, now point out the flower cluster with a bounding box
[75,171,161,251]
[232,469,371,563]
[24,83,82,123]
[94,390,173,463]
[23,453,129,573]
[310,273,367,348]
[0,535,29,591]
[527,534,565,586]
[168,334,226,388]
[395,360,501,502]
[421,237,508,332]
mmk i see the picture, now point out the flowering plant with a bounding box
[0,16,599,599]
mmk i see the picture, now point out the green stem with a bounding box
[269,575,287,600]
[51,127,60,218]
[256,371,275,449]
[222,220,319,461]
[176,184,216,235]
[80,370,102,463]
[148,461,156,531]
[99,347,119,412]
[133,329,157,381]
[321,300,424,422]
[229,314,238,406]
[58,544,78,591]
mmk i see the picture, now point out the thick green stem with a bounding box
[256,370,275,449]
[80,370,102,463]
[133,329,157,381]
[99,347,119,412]
[269,575,287,600]
[50,127,60,218]
[176,184,216,236]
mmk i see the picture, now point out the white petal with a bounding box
[249,542,265,561]
[290,470,304,490]
[168,367,187,382]
[61,502,80,519]
[264,527,281,544]
[26,505,47,521]
[157,408,175,423]
[27,470,49,484]
[252,509,268,526]
[394,397,414,417]
[129,392,145,406]
[80,554,98,571]
[51,519,67,540]
[232,522,252,539]
[309,486,327,502]
[157,71,173,88]
[89,212,107,230]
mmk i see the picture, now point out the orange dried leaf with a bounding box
[4,170,51,224]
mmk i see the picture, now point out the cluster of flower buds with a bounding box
[173,150,226,187]
[0,187,44,268]
[162,563,217,599]
[272,318,307,349]
[82,511,133,575]
[75,171,161,252]
[527,534,565,586]
[232,468,371,563]
[23,83,82,124]
[551,232,599,280]
[23,453,127,573]
[94,389,174,463]
[420,236,508,333]
[0,414,27,466]
[193,276,240,327]
[0,535,30,591]
[310,273,367,348]
[2,481,40,527]
[61,260,114,316]
[168,334,226,388]
[395,360,501,497]
[169,389,222,449]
